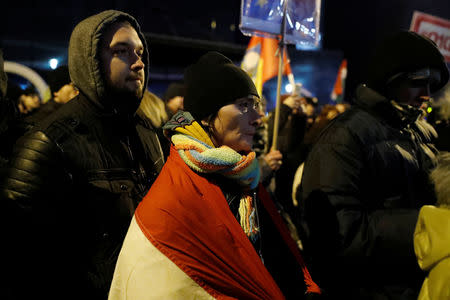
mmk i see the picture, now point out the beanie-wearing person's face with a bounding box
[385,68,441,108]
[101,22,145,101]
[53,83,79,104]
[166,96,184,115]
[207,95,261,153]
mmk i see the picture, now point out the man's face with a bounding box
[101,22,145,99]
[386,68,440,108]
[166,96,184,114]
[18,93,40,114]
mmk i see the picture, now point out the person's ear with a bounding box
[201,119,215,134]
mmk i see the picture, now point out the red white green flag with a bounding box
[330,59,347,103]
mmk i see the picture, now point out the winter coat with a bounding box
[110,146,320,299]
[414,205,450,300]
[299,84,438,299]
[0,10,164,300]
[22,98,63,129]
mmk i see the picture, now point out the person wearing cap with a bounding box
[22,65,79,131]
[16,86,41,115]
[265,93,310,239]
[299,31,449,299]
[163,81,186,117]
[46,65,79,106]
[109,51,321,300]
[1,10,165,299]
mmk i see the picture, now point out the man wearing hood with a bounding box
[1,10,164,299]
[298,31,449,299]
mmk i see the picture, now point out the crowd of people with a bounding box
[1,9,449,300]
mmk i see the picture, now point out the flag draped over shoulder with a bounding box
[109,146,287,300]
[330,59,347,103]
[241,36,293,96]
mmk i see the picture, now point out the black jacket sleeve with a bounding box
[1,130,69,213]
[1,130,72,298]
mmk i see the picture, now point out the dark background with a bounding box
[1,0,449,107]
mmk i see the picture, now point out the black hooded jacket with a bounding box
[299,85,438,300]
[1,11,164,299]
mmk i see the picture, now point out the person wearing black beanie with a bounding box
[184,51,259,122]
[163,81,186,116]
[22,65,79,131]
[299,31,449,300]
[110,51,323,299]
[47,65,79,105]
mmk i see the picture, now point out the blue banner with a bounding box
[240,0,321,48]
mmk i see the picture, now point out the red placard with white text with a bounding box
[410,11,450,62]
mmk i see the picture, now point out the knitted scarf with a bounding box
[163,111,261,190]
[162,111,322,295]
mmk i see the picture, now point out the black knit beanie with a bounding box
[183,51,259,121]
[47,65,71,94]
[367,31,449,94]
[163,82,186,102]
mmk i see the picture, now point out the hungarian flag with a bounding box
[241,36,293,96]
[109,146,321,299]
[330,59,347,103]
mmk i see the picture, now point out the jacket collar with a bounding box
[354,84,423,128]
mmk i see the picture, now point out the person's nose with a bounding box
[425,83,431,97]
[418,83,432,102]
[250,108,262,127]
[130,51,144,71]
[257,108,265,118]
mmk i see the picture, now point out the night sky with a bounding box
[2,0,449,102]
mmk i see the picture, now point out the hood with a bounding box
[414,205,450,271]
[68,10,149,111]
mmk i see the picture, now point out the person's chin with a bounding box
[238,139,253,153]
[124,85,144,99]
[409,100,425,109]
[126,80,142,90]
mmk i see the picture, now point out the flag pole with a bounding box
[271,0,288,151]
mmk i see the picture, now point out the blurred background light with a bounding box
[49,58,59,70]
[285,83,293,93]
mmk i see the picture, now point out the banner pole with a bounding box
[271,0,288,151]
[271,46,284,151]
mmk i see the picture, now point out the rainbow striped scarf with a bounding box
[163,111,261,190]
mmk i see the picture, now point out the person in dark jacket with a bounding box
[266,93,308,243]
[1,10,164,300]
[26,65,78,123]
[299,31,449,300]
[0,49,20,168]
[21,65,79,132]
